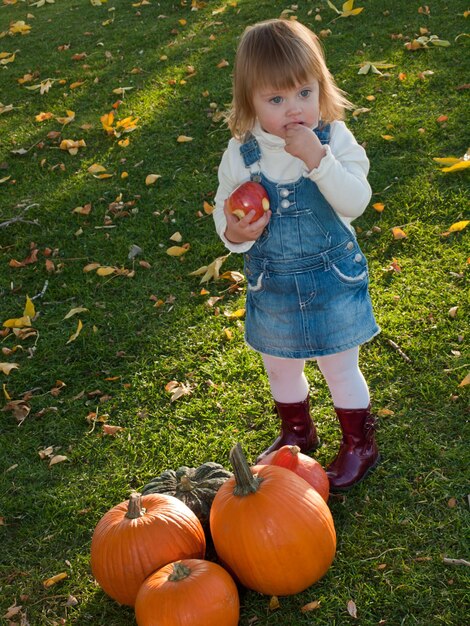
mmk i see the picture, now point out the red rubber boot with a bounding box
[256,396,319,464]
[326,405,379,491]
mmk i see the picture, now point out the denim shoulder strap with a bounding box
[314,123,331,145]
[239,134,261,167]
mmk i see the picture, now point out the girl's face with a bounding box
[252,79,320,139]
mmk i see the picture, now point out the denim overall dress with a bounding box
[241,125,380,359]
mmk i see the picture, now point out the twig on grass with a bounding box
[387,339,411,363]
[0,203,40,229]
[31,280,49,301]
[443,557,470,567]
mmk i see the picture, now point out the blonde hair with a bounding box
[227,19,352,139]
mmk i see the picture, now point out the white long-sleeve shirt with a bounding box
[213,120,372,253]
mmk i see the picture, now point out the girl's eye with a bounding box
[270,96,283,104]
[300,89,311,98]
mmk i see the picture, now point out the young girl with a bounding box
[213,19,380,491]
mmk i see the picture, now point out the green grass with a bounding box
[1,0,469,624]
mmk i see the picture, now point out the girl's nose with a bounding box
[287,104,302,116]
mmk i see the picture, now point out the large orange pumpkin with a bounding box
[90,493,206,606]
[135,559,240,626]
[210,443,336,596]
[258,444,330,502]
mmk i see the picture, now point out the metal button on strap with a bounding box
[279,188,290,198]
[354,253,363,262]
[346,241,354,250]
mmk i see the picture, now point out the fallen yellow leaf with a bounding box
[83,262,101,272]
[23,295,35,319]
[63,307,89,319]
[56,110,75,125]
[96,266,116,276]
[3,316,31,328]
[372,202,385,212]
[35,111,54,122]
[88,163,107,174]
[145,174,161,185]
[176,135,193,143]
[392,227,407,239]
[43,572,68,588]
[166,245,190,256]
[9,20,32,35]
[0,363,19,375]
[66,319,83,344]
[448,220,469,232]
[224,308,245,319]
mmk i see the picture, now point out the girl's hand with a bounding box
[223,200,271,244]
[285,123,326,171]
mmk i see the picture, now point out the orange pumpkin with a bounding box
[210,443,336,596]
[90,493,206,606]
[135,559,240,626]
[258,444,329,502]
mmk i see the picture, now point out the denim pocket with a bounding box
[247,270,265,293]
[331,254,368,285]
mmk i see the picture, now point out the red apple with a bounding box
[226,181,270,224]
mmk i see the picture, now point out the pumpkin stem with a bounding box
[168,561,191,582]
[290,445,300,456]
[125,492,146,519]
[229,443,264,496]
[179,475,196,492]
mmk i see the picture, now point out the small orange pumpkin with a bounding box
[135,559,240,626]
[90,493,206,606]
[258,444,329,502]
[210,443,336,596]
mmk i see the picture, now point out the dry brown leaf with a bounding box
[165,380,193,402]
[102,424,125,435]
[2,399,31,423]
[458,372,470,387]
[268,596,280,611]
[3,602,23,619]
[169,231,183,242]
[220,270,245,283]
[49,454,68,467]
[301,600,320,613]
[347,599,358,618]
[203,200,214,214]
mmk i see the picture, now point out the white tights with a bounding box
[261,346,370,409]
